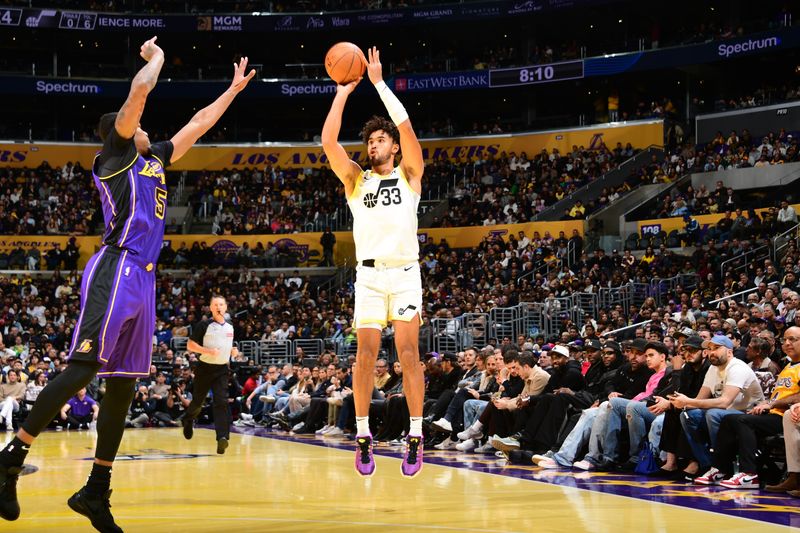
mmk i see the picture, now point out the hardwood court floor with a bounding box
[3,428,797,532]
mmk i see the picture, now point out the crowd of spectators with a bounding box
[1,193,799,492]
[708,83,800,114]
[653,176,799,231]
[699,128,800,171]
[0,163,101,236]
[439,143,635,227]
[430,140,679,227]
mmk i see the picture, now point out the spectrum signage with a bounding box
[717,36,780,58]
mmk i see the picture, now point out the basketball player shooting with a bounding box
[0,37,254,532]
[322,46,426,478]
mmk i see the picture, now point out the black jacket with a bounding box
[426,369,460,399]
[642,367,677,403]
[478,376,501,401]
[603,362,653,401]
[500,375,525,399]
[584,358,623,401]
[676,359,711,397]
[545,360,585,393]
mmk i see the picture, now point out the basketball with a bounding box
[325,42,366,85]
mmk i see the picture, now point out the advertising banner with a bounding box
[392,71,490,93]
[0,1,614,33]
[0,76,342,100]
[586,27,800,77]
[0,120,663,171]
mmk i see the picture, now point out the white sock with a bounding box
[356,417,370,436]
[409,417,423,436]
[473,421,483,431]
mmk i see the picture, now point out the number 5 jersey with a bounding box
[92,129,173,265]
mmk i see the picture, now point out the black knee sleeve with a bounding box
[95,377,137,462]
[22,361,101,437]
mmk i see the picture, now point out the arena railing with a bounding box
[772,222,799,263]
[599,283,634,316]
[648,273,700,307]
[708,287,761,306]
[238,340,260,362]
[431,316,466,355]
[258,340,292,365]
[489,306,519,341]
[600,319,653,338]
[719,244,770,278]
[294,338,325,359]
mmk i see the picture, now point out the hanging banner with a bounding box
[0,120,662,171]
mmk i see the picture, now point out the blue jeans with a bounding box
[274,395,290,414]
[624,400,658,462]
[593,397,636,464]
[582,401,613,465]
[463,399,487,429]
[554,406,599,467]
[649,413,665,460]
[680,408,741,468]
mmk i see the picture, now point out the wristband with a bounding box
[374,80,409,126]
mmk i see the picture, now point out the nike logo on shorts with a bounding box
[404,265,413,271]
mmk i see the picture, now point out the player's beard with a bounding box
[369,151,392,167]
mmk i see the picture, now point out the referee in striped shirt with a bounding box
[182,294,235,454]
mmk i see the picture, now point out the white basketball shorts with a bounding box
[353,261,422,330]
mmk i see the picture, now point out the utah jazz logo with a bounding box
[398,305,417,315]
[363,178,403,208]
[140,160,166,185]
[363,192,378,208]
[77,339,93,353]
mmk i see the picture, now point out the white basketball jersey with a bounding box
[347,166,420,264]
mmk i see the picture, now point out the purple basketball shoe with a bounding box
[355,434,376,477]
[401,435,424,478]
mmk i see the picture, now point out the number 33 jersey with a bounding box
[92,133,173,266]
[347,166,420,264]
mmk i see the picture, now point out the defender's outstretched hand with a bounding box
[140,36,163,62]
[230,56,257,93]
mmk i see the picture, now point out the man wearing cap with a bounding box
[656,335,711,478]
[673,327,695,349]
[572,340,663,470]
[535,339,652,469]
[600,341,676,470]
[670,334,764,474]
[502,340,620,456]
[696,326,800,489]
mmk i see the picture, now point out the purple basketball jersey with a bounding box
[93,146,169,265]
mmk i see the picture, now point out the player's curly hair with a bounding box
[360,115,400,148]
